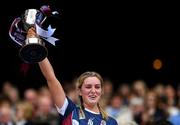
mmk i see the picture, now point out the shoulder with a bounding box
[107,116,118,125]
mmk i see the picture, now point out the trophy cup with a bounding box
[19,9,48,64]
[9,6,59,63]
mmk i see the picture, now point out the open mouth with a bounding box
[89,96,97,100]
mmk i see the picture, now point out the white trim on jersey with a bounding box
[55,98,69,115]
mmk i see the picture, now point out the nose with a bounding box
[91,87,96,93]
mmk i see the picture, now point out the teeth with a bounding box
[90,96,96,97]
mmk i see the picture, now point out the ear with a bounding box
[78,89,82,96]
[101,88,104,95]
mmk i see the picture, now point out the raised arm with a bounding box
[38,56,66,108]
[27,27,66,108]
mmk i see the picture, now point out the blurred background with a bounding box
[0,1,180,125]
[0,0,179,92]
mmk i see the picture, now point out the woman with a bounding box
[38,59,118,125]
[27,27,118,125]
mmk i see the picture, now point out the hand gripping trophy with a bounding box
[9,5,59,63]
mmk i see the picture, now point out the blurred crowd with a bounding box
[0,79,180,125]
[0,81,59,125]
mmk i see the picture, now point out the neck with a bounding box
[83,103,99,113]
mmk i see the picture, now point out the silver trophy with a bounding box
[19,9,48,63]
[9,6,59,63]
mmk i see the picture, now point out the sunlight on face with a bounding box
[80,77,102,107]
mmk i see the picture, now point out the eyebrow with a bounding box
[84,83,101,86]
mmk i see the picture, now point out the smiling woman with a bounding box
[38,58,118,125]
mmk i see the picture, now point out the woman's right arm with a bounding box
[38,58,66,108]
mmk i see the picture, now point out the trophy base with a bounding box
[19,43,48,64]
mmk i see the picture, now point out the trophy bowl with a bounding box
[19,37,48,64]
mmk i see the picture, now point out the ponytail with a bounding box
[78,96,85,119]
[97,103,108,120]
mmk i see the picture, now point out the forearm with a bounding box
[38,58,66,108]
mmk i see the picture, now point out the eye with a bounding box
[85,86,91,89]
[95,85,101,89]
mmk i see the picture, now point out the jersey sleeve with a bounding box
[56,97,76,118]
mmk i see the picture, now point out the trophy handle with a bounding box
[9,8,58,64]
